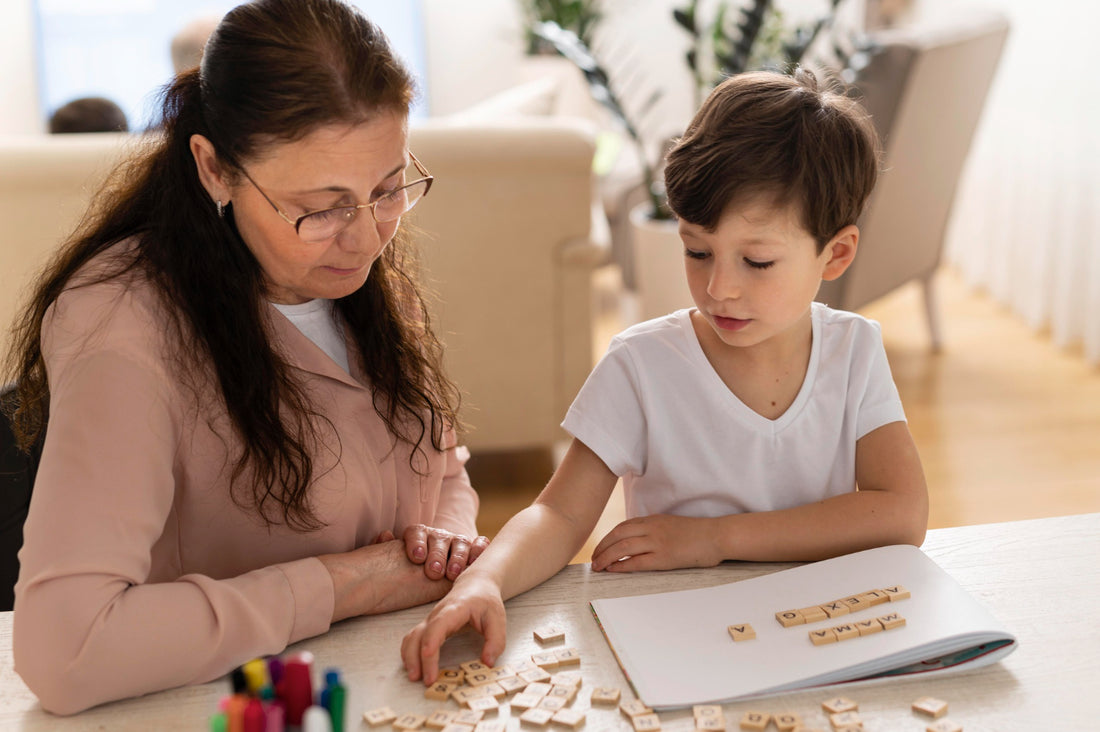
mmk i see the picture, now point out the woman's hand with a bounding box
[401,571,507,686]
[590,514,724,572]
[318,539,457,623]
[401,524,490,581]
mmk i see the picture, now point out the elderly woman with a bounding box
[6,0,485,714]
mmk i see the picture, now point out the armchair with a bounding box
[816,7,1010,349]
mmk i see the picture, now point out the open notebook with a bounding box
[589,545,1017,710]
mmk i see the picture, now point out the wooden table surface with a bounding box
[1,512,1097,730]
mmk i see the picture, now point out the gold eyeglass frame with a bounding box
[237,151,433,241]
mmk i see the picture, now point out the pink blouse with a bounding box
[13,253,478,714]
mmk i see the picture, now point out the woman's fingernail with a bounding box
[430,561,443,574]
[449,562,461,575]
[413,546,425,560]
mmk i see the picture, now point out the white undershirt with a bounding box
[271,299,349,373]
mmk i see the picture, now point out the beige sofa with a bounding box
[0,117,608,454]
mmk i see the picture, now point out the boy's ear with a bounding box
[189,133,231,204]
[821,225,859,281]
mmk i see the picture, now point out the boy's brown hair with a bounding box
[664,68,880,251]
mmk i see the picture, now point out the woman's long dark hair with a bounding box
[3,0,460,530]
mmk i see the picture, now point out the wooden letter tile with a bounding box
[551,708,586,729]
[912,696,949,718]
[519,667,553,684]
[510,692,543,711]
[475,721,507,732]
[828,711,862,729]
[425,681,458,701]
[798,606,828,623]
[536,695,567,712]
[739,711,770,730]
[877,612,907,630]
[696,718,726,730]
[520,707,555,727]
[452,709,485,725]
[859,590,889,606]
[620,699,653,718]
[488,665,515,681]
[773,712,801,731]
[693,705,723,720]
[854,618,883,636]
[452,685,488,706]
[482,682,507,699]
[465,670,495,687]
[926,721,962,732]
[553,647,581,666]
[524,682,552,697]
[727,623,757,641]
[821,697,859,714]
[466,695,500,712]
[393,713,428,730]
[438,667,465,685]
[363,707,398,727]
[832,623,860,641]
[809,628,838,645]
[840,595,873,613]
[882,585,911,602]
[424,709,457,729]
[530,652,559,669]
[820,601,850,618]
[496,675,527,694]
[590,687,621,705]
[439,725,474,732]
[533,625,565,644]
[632,713,662,730]
[460,660,490,674]
[776,610,805,627]
[549,671,582,688]
[547,684,576,702]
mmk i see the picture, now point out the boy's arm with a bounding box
[402,439,617,683]
[591,421,928,570]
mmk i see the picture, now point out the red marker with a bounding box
[277,651,314,726]
[242,698,265,732]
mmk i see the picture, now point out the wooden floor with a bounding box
[468,266,1100,560]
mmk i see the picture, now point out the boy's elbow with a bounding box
[901,522,927,548]
[899,493,929,547]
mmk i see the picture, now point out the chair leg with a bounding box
[921,274,944,352]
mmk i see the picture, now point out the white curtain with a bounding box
[945,0,1100,365]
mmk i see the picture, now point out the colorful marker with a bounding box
[278,651,314,726]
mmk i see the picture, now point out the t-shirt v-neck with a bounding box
[679,307,822,436]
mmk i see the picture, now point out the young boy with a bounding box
[401,69,929,683]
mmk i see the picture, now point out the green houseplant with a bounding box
[535,0,869,222]
[520,0,603,56]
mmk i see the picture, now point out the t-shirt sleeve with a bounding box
[13,290,333,715]
[855,319,908,439]
[560,338,647,477]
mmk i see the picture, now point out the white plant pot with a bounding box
[630,203,694,322]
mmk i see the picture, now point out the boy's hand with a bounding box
[401,572,507,685]
[401,524,491,581]
[590,514,724,572]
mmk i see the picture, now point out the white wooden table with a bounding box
[1,513,1097,730]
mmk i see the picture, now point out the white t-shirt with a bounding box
[561,303,906,519]
[271,299,349,373]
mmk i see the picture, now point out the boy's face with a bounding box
[679,193,856,354]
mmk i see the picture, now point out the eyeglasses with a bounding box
[238,152,433,243]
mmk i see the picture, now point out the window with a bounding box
[35,0,429,131]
